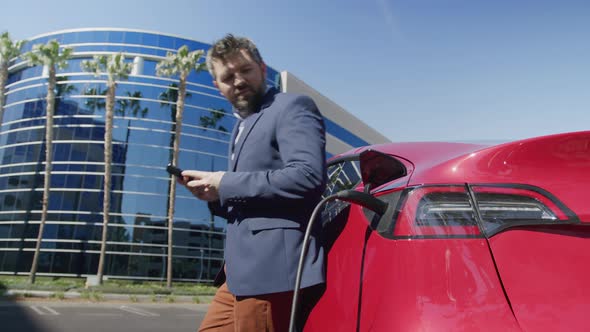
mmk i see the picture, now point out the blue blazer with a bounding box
[212,88,327,296]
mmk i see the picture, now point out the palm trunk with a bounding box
[166,77,186,288]
[97,83,116,285]
[29,66,56,284]
[0,62,8,126]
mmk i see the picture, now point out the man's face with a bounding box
[212,49,267,114]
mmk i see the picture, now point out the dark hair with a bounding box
[206,34,264,79]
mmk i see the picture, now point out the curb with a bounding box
[3,289,214,304]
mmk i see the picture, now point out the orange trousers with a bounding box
[198,282,323,332]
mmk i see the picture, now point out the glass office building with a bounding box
[0,28,388,281]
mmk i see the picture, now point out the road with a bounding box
[0,300,208,332]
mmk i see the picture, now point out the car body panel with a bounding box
[489,226,590,331]
[406,132,590,221]
[306,131,590,331]
[305,204,520,331]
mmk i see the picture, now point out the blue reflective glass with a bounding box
[75,31,95,43]
[142,60,157,75]
[31,36,49,46]
[142,33,157,47]
[124,32,142,44]
[53,34,65,43]
[48,193,61,210]
[158,35,175,49]
[67,164,84,172]
[324,117,369,147]
[266,66,281,88]
[174,195,211,224]
[6,70,22,85]
[125,46,142,54]
[64,174,82,188]
[108,31,125,43]
[20,41,33,53]
[61,32,77,44]
[82,175,100,189]
[91,30,109,42]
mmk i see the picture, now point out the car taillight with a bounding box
[471,185,574,237]
[393,186,481,238]
[389,184,576,239]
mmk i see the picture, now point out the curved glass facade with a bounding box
[0,28,381,281]
[0,28,284,281]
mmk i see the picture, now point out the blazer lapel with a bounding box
[228,120,240,170]
[231,112,263,171]
[229,87,279,171]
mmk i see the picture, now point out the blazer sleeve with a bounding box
[217,95,326,206]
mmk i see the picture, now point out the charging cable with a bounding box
[288,190,388,332]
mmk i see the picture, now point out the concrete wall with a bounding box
[280,71,390,156]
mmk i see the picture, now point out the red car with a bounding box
[303,130,590,332]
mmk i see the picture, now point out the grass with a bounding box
[90,291,103,302]
[0,275,216,298]
[79,290,103,302]
[0,275,83,292]
[91,279,216,296]
[51,291,65,300]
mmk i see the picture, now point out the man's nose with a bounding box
[233,74,246,87]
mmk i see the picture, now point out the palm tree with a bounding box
[81,53,132,285]
[156,45,206,287]
[0,32,27,126]
[55,76,77,99]
[116,90,148,117]
[83,87,107,113]
[199,108,228,133]
[54,76,77,114]
[117,90,149,176]
[22,40,73,284]
[158,83,193,162]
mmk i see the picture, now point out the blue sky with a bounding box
[2,0,589,142]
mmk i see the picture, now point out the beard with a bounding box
[233,83,266,116]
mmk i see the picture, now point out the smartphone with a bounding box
[166,163,184,177]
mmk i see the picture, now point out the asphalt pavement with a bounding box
[0,300,209,332]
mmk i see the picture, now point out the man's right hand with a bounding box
[180,170,225,202]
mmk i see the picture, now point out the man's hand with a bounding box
[179,170,225,202]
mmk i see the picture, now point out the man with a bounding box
[178,34,326,331]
